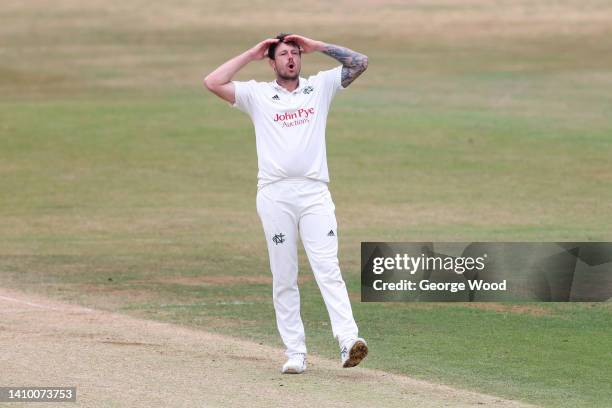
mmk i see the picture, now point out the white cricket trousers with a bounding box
[256,177,359,357]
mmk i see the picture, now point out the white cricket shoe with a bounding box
[340,338,368,368]
[281,353,306,374]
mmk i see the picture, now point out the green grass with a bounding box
[1,1,612,407]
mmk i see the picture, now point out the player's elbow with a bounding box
[203,75,214,91]
[204,74,223,93]
[361,55,369,72]
[204,76,230,96]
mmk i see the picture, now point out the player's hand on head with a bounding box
[249,38,280,60]
[283,34,324,53]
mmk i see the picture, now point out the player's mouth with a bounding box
[287,63,295,70]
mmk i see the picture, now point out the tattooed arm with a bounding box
[320,44,368,88]
[284,35,369,88]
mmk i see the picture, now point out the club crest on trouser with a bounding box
[272,233,285,245]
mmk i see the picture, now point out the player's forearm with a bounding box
[204,50,254,89]
[320,43,369,88]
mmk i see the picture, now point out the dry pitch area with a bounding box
[0,288,535,407]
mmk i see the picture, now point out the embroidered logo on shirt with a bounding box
[272,94,280,100]
[327,230,335,237]
[303,86,314,94]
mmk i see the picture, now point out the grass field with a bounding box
[1,1,612,407]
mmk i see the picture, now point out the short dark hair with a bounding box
[267,33,301,60]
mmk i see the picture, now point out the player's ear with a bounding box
[268,59,276,72]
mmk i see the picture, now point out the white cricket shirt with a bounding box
[232,65,345,189]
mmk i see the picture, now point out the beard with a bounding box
[277,67,300,81]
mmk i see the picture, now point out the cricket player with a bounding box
[204,33,368,374]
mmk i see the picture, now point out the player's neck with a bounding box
[276,77,299,92]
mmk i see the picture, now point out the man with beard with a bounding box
[204,33,368,374]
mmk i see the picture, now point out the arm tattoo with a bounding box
[321,43,368,88]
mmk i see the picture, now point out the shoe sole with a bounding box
[342,340,368,368]
[282,368,304,374]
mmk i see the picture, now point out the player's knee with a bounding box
[313,261,343,284]
[272,278,299,297]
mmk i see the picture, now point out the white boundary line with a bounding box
[0,294,56,309]
[0,294,94,312]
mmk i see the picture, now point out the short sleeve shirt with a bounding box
[232,65,345,189]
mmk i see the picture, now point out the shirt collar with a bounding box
[271,77,307,94]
